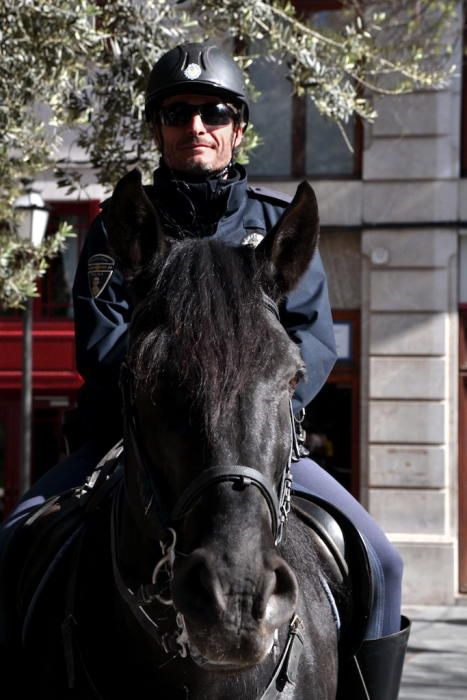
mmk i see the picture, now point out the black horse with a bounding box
[0,171,342,698]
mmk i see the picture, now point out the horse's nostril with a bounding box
[273,560,297,597]
[175,551,226,616]
[253,558,298,622]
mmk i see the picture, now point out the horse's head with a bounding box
[106,169,320,669]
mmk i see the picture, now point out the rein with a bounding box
[109,482,189,657]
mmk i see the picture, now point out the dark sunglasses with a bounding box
[158,102,239,128]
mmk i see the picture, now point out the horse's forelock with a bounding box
[128,239,276,431]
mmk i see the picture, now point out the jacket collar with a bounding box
[151,162,248,237]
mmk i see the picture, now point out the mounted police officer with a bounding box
[3,42,409,698]
[70,42,337,456]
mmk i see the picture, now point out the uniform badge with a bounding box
[184,63,202,80]
[88,254,115,298]
[242,231,265,248]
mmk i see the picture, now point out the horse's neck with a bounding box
[281,513,340,697]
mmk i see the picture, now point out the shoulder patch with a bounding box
[248,185,292,206]
[88,254,115,298]
[242,231,265,248]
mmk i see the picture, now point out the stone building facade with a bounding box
[251,48,465,603]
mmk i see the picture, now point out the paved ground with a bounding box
[399,603,467,699]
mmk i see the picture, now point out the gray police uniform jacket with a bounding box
[72,164,337,448]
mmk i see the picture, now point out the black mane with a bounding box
[128,238,278,429]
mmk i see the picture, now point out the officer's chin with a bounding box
[172,159,230,179]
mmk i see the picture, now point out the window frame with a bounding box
[461,1,467,177]
[248,0,362,180]
[293,0,362,179]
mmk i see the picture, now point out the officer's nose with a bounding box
[187,113,206,135]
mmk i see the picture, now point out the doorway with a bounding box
[304,310,360,498]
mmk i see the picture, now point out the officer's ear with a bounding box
[152,122,162,151]
[256,181,320,297]
[233,123,244,149]
[105,168,165,278]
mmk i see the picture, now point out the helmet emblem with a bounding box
[184,63,202,80]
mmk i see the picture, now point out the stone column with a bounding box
[361,229,458,604]
[360,58,461,602]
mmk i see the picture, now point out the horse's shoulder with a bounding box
[16,492,88,614]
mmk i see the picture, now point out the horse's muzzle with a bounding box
[171,547,298,667]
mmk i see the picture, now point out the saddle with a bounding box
[2,442,124,650]
[291,491,374,659]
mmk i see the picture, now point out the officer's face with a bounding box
[154,94,244,175]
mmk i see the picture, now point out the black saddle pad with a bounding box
[291,491,374,658]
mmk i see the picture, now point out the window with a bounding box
[248,0,361,179]
[40,200,100,319]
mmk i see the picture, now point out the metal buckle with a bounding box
[151,528,177,606]
[276,470,292,545]
[292,408,309,461]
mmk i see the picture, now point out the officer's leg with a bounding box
[292,456,402,637]
[292,457,410,700]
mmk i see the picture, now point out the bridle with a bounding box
[110,294,305,696]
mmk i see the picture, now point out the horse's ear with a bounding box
[256,181,320,296]
[104,168,165,276]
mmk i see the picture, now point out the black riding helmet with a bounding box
[145,42,250,127]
